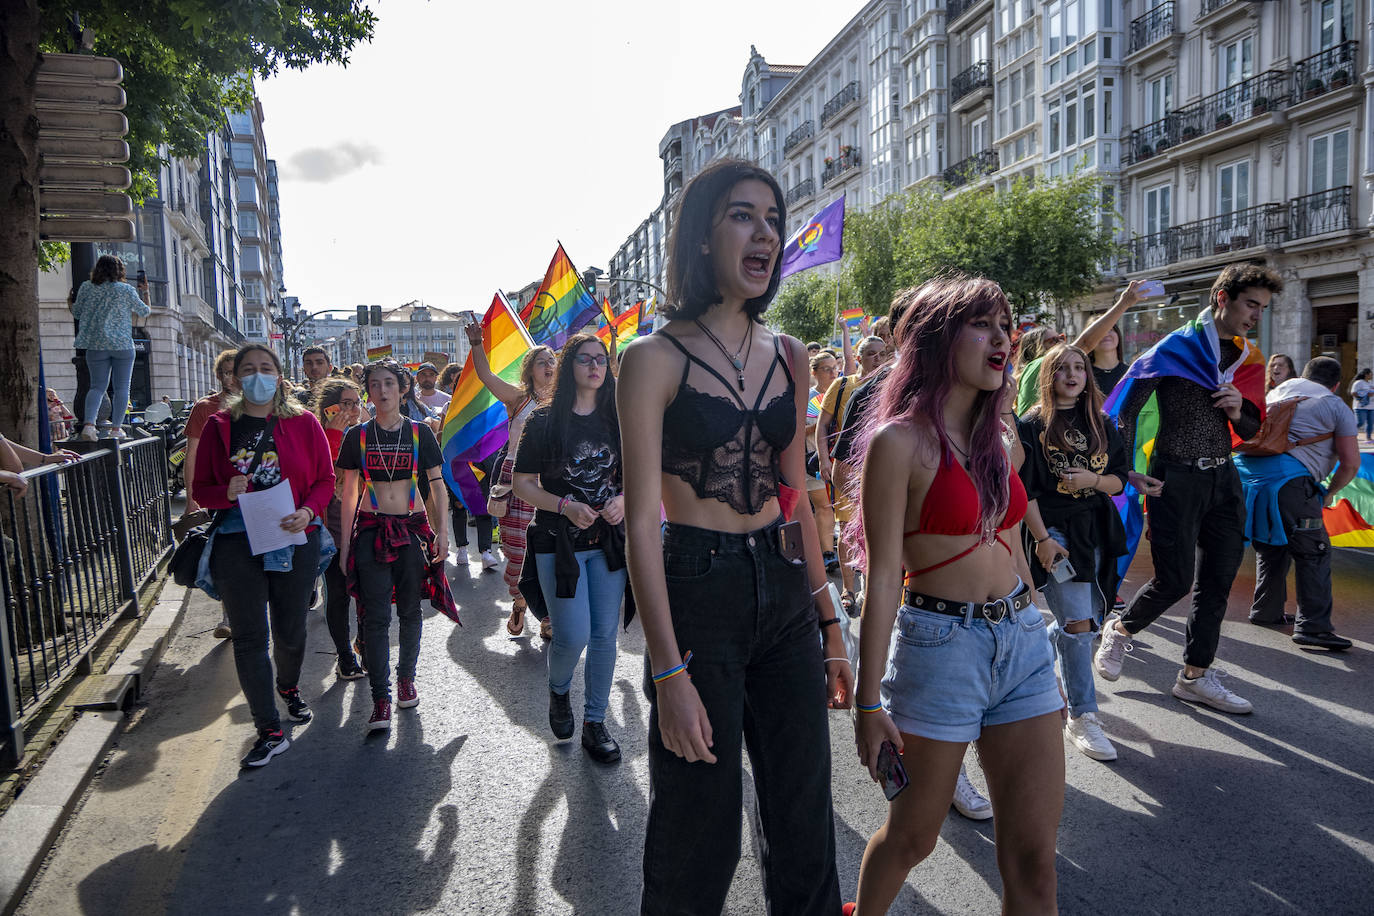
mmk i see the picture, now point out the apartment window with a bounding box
[1048,0,1062,54]
[970,116,989,152]
[1082,84,1096,138]
[1314,0,1354,52]
[1048,100,1061,154]
[241,245,261,272]
[238,211,258,236]
[1103,78,1114,134]
[1309,129,1350,191]
[1145,74,1173,122]
[1220,36,1254,90]
[1144,184,1171,237]
[1217,159,1251,216]
[1065,91,1078,146]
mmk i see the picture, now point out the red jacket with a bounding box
[192,409,336,521]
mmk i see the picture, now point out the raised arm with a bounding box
[464,322,526,407]
[1071,279,1145,354]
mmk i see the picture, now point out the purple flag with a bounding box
[780,194,845,279]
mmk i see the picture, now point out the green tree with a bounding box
[0,1,376,442]
[770,271,841,344]
[843,199,904,317]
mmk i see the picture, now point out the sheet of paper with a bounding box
[235,479,307,556]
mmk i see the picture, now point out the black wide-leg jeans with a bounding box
[641,518,840,916]
[1251,475,1334,634]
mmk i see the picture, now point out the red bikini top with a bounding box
[902,451,1027,579]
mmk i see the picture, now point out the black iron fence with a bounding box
[822,148,862,186]
[783,120,815,157]
[942,148,999,188]
[950,60,992,104]
[1126,69,1290,164]
[1294,40,1359,100]
[1123,187,1353,272]
[785,178,816,206]
[1,437,172,767]
[947,0,976,23]
[1129,1,1176,55]
[821,80,860,127]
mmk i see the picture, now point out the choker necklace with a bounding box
[695,318,753,391]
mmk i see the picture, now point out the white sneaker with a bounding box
[1066,712,1118,761]
[951,766,993,820]
[454,547,468,565]
[480,549,500,569]
[1171,668,1253,714]
[80,424,98,442]
[111,427,127,439]
[1094,620,1133,681]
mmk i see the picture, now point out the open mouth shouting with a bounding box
[987,351,1008,371]
[743,250,773,280]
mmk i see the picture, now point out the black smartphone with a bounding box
[777,520,805,563]
[876,740,908,801]
[136,269,147,283]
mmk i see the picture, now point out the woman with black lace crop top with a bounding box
[618,159,853,915]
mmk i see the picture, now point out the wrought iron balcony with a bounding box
[1288,186,1353,240]
[1129,1,1176,55]
[214,311,246,345]
[821,80,861,127]
[1196,0,1238,18]
[783,120,815,157]
[821,148,862,187]
[947,0,976,24]
[1125,69,1290,164]
[950,60,992,104]
[942,148,999,188]
[1294,40,1359,101]
[785,178,816,206]
[1124,202,1288,273]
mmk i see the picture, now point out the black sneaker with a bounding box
[336,655,366,680]
[549,688,574,740]
[823,550,840,572]
[277,686,313,722]
[581,720,621,764]
[241,729,289,767]
[1292,631,1352,651]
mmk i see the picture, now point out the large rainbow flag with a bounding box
[520,243,600,351]
[597,301,643,354]
[1325,452,1374,547]
[440,292,533,512]
[1105,306,1266,576]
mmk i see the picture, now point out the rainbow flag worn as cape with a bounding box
[520,243,600,351]
[597,301,644,354]
[1104,306,1266,577]
[1325,452,1374,547]
[441,292,534,513]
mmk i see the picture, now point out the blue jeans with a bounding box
[1041,530,1103,717]
[1356,408,1373,439]
[83,348,135,429]
[535,549,625,722]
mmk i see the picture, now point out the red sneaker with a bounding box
[842,904,857,916]
[397,678,419,708]
[367,698,392,732]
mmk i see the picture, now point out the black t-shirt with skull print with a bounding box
[515,406,620,518]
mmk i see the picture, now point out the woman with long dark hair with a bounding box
[337,360,451,733]
[512,333,628,762]
[73,254,151,439]
[848,275,1063,914]
[618,158,852,914]
[311,376,366,679]
[464,321,557,636]
[1018,344,1128,763]
[192,344,336,767]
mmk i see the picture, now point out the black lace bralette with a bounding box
[659,330,796,515]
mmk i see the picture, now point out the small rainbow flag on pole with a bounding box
[441,292,534,513]
[839,307,864,328]
[520,243,600,351]
[366,344,393,360]
[598,301,644,354]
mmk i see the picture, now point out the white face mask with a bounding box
[241,372,278,405]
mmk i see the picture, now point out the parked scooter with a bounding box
[142,402,190,496]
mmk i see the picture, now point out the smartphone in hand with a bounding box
[1137,279,1165,298]
[1051,556,1077,583]
[876,740,909,801]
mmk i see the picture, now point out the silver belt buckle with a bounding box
[1198,456,1227,469]
[981,599,1008,624]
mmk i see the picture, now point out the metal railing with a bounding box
[785,178,816,206]
[783,120,815,156]
[1294,40,1359,100]
[947,0,977,23]
[1129,1,1176,55]
[1288,186,1353,240]
[1125,69,1290,164]
[1196,0,1238,18]
[821,81,861,126]
[950,60,992,104]
[214,311,246,345]
[1,438,172,766]
[821,149,862,186]
[942,148,999,187]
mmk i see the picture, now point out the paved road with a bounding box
[17,540,1374,915]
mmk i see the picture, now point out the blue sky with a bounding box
[257,0,858,316]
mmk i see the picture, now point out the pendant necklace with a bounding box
[695,318,753,391]
[375,418,405,478]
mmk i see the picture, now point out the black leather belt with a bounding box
[1160,455,1229,470]
[902,584,1033,624]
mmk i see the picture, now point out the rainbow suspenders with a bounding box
[357,420,422,513]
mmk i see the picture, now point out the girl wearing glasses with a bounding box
[465,321,557,637]
[512,334,628,763]
[311,377,366,680]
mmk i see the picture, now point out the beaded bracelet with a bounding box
[556,495,570,515]
[856,701,883,714]
[652,650,694,684]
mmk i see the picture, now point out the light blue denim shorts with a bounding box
[880,583,1063,743]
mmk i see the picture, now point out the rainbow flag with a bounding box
[1325,453,1374,548]
[440,292,534,512]
[366,344,392,360]
[840,307,864,328]
[598,301,644,354]
[1105,306,1266,576]
[599,297,616,326]
[520,243,600,351]
[806,391,823,422]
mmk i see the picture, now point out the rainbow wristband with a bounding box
[652,650,693,684]
[856,701,883,714]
